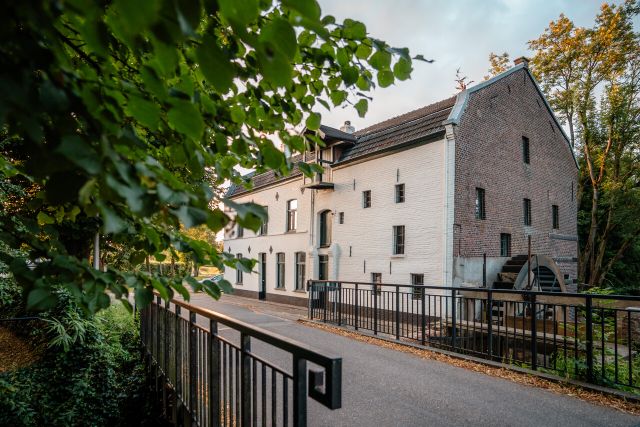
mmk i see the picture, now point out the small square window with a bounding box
[522,136,530,164]
[395,184,405,203]
[475,188,486,220]
[411,273,424,300]
[362,190,371,208]
[339,212,344,224]
[552,205,559,229]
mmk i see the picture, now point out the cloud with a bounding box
[316,0,637,132]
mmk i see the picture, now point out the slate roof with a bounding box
[337,96,455,163]
[226,96,457,198]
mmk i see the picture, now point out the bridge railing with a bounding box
[308,280,640,393]
[141,295,342,427]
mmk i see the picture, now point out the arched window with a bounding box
[319,210,332,247]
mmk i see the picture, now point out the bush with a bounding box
[0,292,158,426]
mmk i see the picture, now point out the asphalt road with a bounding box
[187,293,640,427]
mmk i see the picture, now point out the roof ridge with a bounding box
[355,95,457,136]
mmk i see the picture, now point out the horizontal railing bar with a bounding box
[158,294,341,369]
[309,280,640,302]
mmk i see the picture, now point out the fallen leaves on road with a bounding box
[298,319,640,416]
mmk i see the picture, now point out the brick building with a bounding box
[223,59,578,306]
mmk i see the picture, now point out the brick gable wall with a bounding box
[453,68,578,280]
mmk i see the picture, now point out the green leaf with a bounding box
[224,199,267,232]
[257,48,292,87]
[330,90,347,106]
[27,288,57,311]
[342,19,366,40]
[305,112,321,130]
[196,37,235,93]
[413,54,434,63]
[217,278,233,294]
[260,142,285,170]
[393,57,413,81]
[355,43,372,60]
[218,0,259,26]
[57,135,101,174]
[377,70,394,88]
[37,211,55,226]
[369,49,391,70]
[127,96,161,130]
[173,206,210,228]
[354,99,368,118]
[134,286,153,308]
[230,105,246,123]
[175,0,202,35]
[112,0,161,35]
[98,203,127,234]
[282,0,321,21]
[259,18,297,60]
[168,101,204,140]
[341,66,358,86]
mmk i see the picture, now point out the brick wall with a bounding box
[453,67,578,280]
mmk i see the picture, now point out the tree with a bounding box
[485,52,510,80]
[454,68,474,91]
[0,0,425,313]
[528,1,640,288]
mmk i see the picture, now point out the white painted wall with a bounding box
[223,138,448,300]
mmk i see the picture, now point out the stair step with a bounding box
[502,265,523,273]
[512,255,529,260]
[493,281,515,290]
[505,259,527,267]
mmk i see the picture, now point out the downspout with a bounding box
[443,124,456,287]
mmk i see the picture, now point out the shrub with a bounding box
[0,296,157,426]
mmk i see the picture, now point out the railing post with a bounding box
[338,283,342,327]
[421,289,426,346]
[308,281,313,320]
[241,333,252,427]
[395,286,400,340]
[585,295,594,382]
[189,311,197,425]
[323,283,328,323]
[530,292,537,370]
[487,290,493,358]
[209,319,221,427]
[293,355,308,427]
[451,289,457,348]
[374,285,378,335]
[355,283,359,331]
[175,305,182,422]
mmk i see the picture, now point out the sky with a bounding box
[315,0,637,131]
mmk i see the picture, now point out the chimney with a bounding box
[340,120,355,134]
[514,56,529,68]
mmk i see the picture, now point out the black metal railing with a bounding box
[308,280,640,393]
[141,295,342,426]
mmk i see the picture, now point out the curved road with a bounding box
[187,293,640,427]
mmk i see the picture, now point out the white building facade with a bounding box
[223,61,578,306]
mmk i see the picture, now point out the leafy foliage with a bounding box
[0,0,421,312]
[0,288,157,426]
[527,1,640,289]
